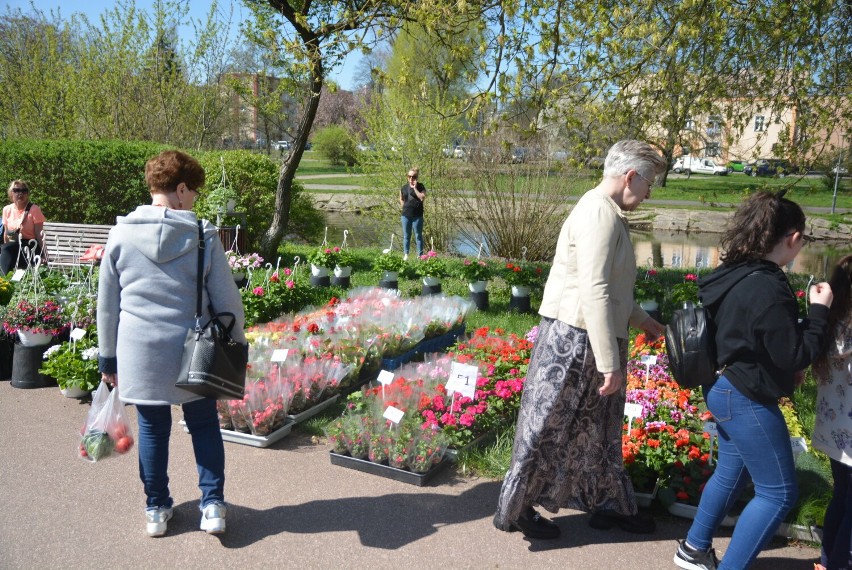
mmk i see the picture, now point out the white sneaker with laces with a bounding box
[146,506,174,537]
[200,502,226,534]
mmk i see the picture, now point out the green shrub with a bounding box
[0,140,324,250]
[312,126,357,167]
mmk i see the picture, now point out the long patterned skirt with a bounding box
[493,317,636,530]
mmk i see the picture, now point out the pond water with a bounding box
[323,211,851,277]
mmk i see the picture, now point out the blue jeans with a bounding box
[401,215,424,257]
[686,376,798,569]
[136,398,225,510]
[821,458,852,569]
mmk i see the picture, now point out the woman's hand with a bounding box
[809,282,833,307]
[599,370,624,397]
[101,372,117,387]
[639,316,665,339]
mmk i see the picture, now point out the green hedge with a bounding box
[0,139,321,251]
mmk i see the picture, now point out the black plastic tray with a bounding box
[329,451,451,486]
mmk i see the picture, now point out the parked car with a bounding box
[273,140,290,151]
[831,165,849,176]
[453,145,467,159]
[726,160,745,173]
[671,156,728,175]
[511,147,530,163]
[743,159,794,177]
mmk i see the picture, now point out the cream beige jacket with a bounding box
[538,188,648,372]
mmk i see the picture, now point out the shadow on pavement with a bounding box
[213,480,503,549]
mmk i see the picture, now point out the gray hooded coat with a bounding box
[97,206,246,405]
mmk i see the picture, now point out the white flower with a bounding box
[81,347,99,361]
[43,345,62,359]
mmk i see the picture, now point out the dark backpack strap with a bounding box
[194,221,205,326]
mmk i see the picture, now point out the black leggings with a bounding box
[0,241,42,275]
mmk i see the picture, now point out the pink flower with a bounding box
[459,413,474,427]
[796,290,805,298]
[283,268,292,276]
[253,287,265,296]
[685,273,697,282]
[440,412,456,426]
[286,280,295,289]
[648,269,658,276]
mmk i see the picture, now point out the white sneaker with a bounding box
[403,254,408,261]
[146,506,174,537]
[200,502,226,534]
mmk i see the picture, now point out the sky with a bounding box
[2,0,361,90]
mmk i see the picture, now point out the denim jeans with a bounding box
[401,215,424,257]
[136,397,225,510]
[686,375,798,569]
[821,458,852,569]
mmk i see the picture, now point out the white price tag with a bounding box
[377,370,395,385]
[270,349,289,362]
[703,421,718,436]
[639,355,658,365]
[446,361,478,399]
[383,406,405,424]
[790,437,808,457]
[624,403,643,418]
[11,269,25,282]
[69,328,87,340]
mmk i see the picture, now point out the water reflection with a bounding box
[323,212,851,277]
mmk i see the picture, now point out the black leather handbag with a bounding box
[176,221,247,400]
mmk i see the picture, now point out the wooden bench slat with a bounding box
[42,222,115,266]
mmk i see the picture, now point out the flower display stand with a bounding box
[329,451,451,486]
[331,275,351,288]
[509,294,532,314]
[10,343,55,389]
[310,274,331,287]
[421,281,442,296]
[380,324,466,371]
[0,334,15,381]
[776,522,822,543]
[469,290,489,311]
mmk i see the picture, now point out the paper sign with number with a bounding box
[270,349,289,362]
[69,328,87,340]
[377,370,394,385]
[11,269,25,282]
[639,355,658,365]
[623,402,643,428]
[383,406,405,424]
[703,421,718,436]
[790,437,808,456]
[446,361,478,399]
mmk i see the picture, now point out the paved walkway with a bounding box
[0,381,821,570]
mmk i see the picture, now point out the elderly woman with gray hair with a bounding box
[493,140,668,540]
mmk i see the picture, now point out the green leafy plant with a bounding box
[335,248,355,268]
[634,270,664,301]
[668,273,700,308]
[502,261,545,288]
[413,250,449,279]
[39,328,100,392]
[306,246,340,268]
[373,252,406,273]
[0,276,15,306]
[456,258,492,282]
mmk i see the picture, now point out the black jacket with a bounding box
[698,259,829,403]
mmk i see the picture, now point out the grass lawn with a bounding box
[293,151,363,176]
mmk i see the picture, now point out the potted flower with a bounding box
[2,294,68,346]
[373,252,406,282]
[666,273,700,316]
[225,250,264,281]
[413,250,449,286]
[39,328,100,397]
[502,262,545,297]
[457,258,492,292]
[634,270,664,311]
[306,247,340,278]
[334,247,355,278]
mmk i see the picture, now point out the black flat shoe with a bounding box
[508,507,561,539]
[588,510,656,534]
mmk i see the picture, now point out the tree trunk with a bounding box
[258,48,324,261]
